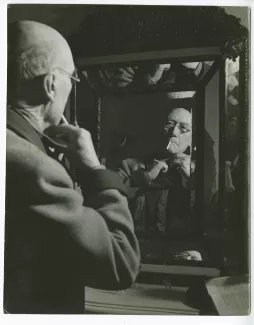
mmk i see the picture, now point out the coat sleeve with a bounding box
[6,142,140,290]
[117,159,152,199]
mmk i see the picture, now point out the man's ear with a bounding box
[43,73,56,102]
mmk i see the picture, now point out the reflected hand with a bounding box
[111,66,138,87]
[147,160,168,180]
[147,64,171,84]
[121,158,145,176]
[181,62,200,70]
[45,124,101,171]
[172,153,195,179]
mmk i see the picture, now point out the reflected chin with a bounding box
[167,143,178,154]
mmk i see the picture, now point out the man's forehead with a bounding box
[167,108,192,124]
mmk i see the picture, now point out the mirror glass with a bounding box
[100,91,204,266]
[76,58,239,270]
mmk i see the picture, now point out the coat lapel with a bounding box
[7,109,47,154]
[7,109,77,185]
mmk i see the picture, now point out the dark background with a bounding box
[7,5,249,39]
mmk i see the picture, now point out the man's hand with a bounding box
[45,124,101,171]
[171,153,195,179]
[147,160,168,180]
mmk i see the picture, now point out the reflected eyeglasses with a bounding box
[164,121,192,134]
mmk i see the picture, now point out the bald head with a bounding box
[8,21,74,101]
[8,20,73,71]
[9,21,65,50]
[168,108,192,126]
[8,21,76,128]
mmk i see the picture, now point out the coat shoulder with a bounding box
[6,129,73,187]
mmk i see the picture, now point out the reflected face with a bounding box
[164,108,192,154]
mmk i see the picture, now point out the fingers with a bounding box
[171,153,189,164]
[113,67,135,83]
[45,124,101,170]
[133,162,146,171]
[172,157,185,165]
[153,160,168,172]
[113,72,133,83]
[172,158,190,171]
[45,125,92,151]
[121,160,131,176]
[46,124,79,137]
[161,164,168,173]
[44,125,76,148]
[42,133,69,150]
[123,66,136,76]
[121,158,144,175]
[159,63,171,71]
[173,153,188,158]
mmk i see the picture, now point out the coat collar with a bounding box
[6,109,47,154]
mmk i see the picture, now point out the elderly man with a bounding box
[5,21,140,314]
[118,107,194,236]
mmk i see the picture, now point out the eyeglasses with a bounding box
[52,67,80,85]
[164,121,192,134]
[51,67,80,126]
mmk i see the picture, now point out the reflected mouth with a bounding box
[169,138,178,146]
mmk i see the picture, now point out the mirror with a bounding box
[75,56,243,273]
[99,92,208,267]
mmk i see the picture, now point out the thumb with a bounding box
[121,160,131,176]
[161,163,168,173]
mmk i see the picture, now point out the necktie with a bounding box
[157,189,169,232]
[155,173,175,233]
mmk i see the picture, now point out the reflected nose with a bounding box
[171,124,180,137]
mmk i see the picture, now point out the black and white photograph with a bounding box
[1,1,251,320]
